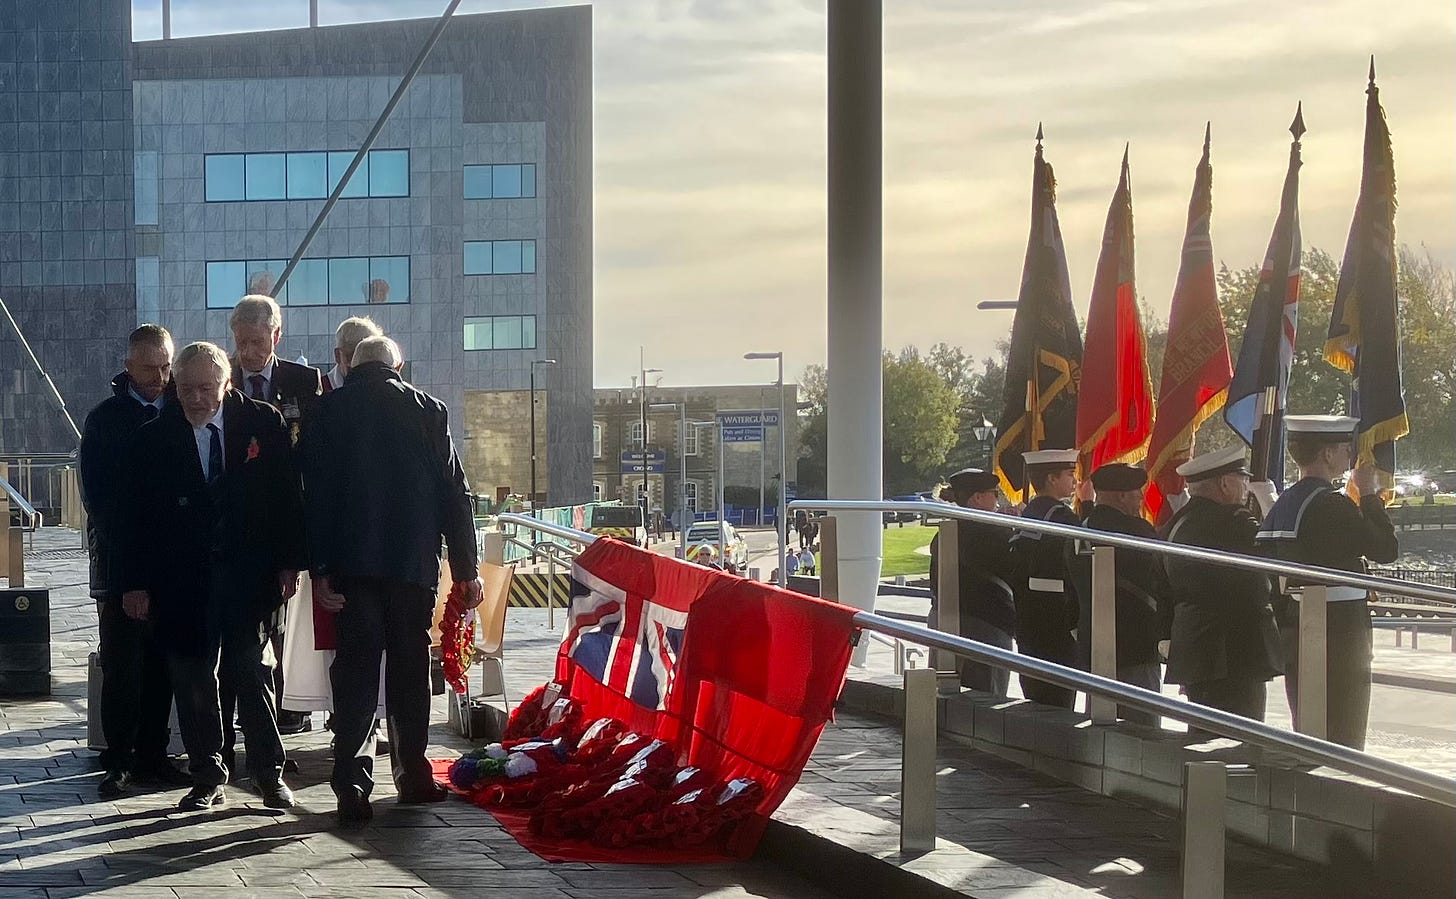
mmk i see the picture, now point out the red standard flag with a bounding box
[1076,147,1154,475]
[1144,126,1233,524]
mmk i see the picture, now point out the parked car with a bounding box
[885,494,931,523]
[685,521,748,568]
[587,504,648,546]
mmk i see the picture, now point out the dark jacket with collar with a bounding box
[117,391,306,655]
[232,356,322,448]
[929,518,1017,635]
[303,362,478,591]
[1009,495,1082,651]
[79,372,166,598]
[1068,503,1171,667]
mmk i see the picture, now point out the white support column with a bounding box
[900,666,937,852]
[826,0,883,664]
[1089,545,1118,724]
[1296,585,1328,740]
[818,517,840,604]
[1181,761,1227,899]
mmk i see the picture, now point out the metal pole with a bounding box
[679,401,688,560]
[162,0,171,39]
[827,0,883,658]
[1181,762,1227,899]
[1296,584,1328,740]
[271,0,463,297]
[717,420,725,563]
[640,351,649,539]
[1089,545,1118,724]
[310,0,319,28]
[777,354,787,587]
[933,518,960,683]
[900,667,937,852]
[529,364,538,515]
[547,545,556,631]
[759,385,766,529]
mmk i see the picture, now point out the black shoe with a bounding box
[376,738,392,757]
[98,770,132,798]
[133,759,191,787]
[337,789,373,828]
[282,758,300,774]
[178,785,226,811]
[278,712,312,736]
[396,782,448,805]
[255,778,295,810]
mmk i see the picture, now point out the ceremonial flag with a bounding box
[1076,147,1154,476]
[994,127,1084,496]
[1325,60,1407,492]
[1144,126,1233,524]
[1224,105,1305,487]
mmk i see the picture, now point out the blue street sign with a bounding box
[620,450,666,474]
[721,425,763,443]
[717,410,780,442]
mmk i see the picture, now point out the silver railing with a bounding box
[496,508,1456,898]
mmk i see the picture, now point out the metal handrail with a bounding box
[491,512,1456,808]
[791,499,1456,606]
[0,476,42,530]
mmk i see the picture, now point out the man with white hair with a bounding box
[118,342,306,811]
[305,332,480,827]
[323,316,383,393]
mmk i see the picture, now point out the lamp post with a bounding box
[529,359,557,512]
[973,417,995,471]
[758,384,767,527]
[639,348,662,536]
[745,351,786,586]
[650,399,701,560]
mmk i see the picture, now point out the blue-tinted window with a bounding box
[368,256,409,304]
[491,165,522,199]
[286,152,327,199]
[464,165,492,199]
[134,151,158,224]
[464,240,537,276]
[328,257,370,305]
[290,259,329,306]
[369,149,409,198]
[246,260,286,302]
[521,163,536,198]
[522,240,537,273]
[463,315,537,351]
[244,153,286,200]
[205,155,244,201]
[206,261,245,308]
[463,241,492,275]
[464,163,537,200]
[492,240,524,275]
[328,151,369,198]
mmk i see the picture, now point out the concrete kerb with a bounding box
[834,671,1456,897]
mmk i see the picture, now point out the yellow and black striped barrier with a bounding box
[509,572,573,608]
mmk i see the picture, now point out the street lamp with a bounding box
[639,348,662,534]
[745,351,786,586]
[650,399,696,560]
[529,359,557,512]
[973,417,995,470]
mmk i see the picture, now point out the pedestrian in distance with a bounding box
[304,336,483,827]
[1008,449,1082,710]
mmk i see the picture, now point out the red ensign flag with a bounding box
[1077,148,1154,475]
[1144,127,1233,524]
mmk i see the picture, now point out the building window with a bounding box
[682,481,698,513]
[205,256,409,308]
[592,422,603,459]
[463,315,537,351]
[204,149,410,201]
[592,481,604,502]
[464,163,537,199]
[626,420,654,450]
[463,240,537,276]
[134,151,158,225]
[135,256,160,324]
[682,424,699,457]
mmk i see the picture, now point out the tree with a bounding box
[883,348,960,493]
[795,363,828,497]
[1392,246,1456,470]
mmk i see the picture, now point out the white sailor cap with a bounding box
[1285,415,1358,439]
[1022,449,1079,467]
[1175,444,1249,482]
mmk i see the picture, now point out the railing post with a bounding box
[818,516,839,603]
[7,526,23,587]
[933,518,960,694]
[0,461,9,573]
[1181,761,1226,899]
[1296,585,1328,740]
[547,543,557,631]
[1089,544,1118,724]
[482,531,506,567]
[900,666,937,853]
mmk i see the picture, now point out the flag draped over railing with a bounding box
[1143,126,1232,524]
[1224,105,1305,487]
[1325,60,1407,492]
[994,127,1084,497]
[1076,147,1153,477]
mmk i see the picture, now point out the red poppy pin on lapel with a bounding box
[246,437,261,462]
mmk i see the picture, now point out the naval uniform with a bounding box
[929,521,1017,695]
[1255,478,1398,750]
[1009,496,1080,709]
[1163,496,1283,724]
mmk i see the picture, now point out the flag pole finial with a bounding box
[1290,102,1306,142]
[1036,123,1043,147]
[1203,121,1212,153]
[1369,55,1376,86]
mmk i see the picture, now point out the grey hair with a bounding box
[127,323,173,354]
[351,335,403,369]
[335,316,383,358]
[229,294,282,332]
[174,341,231,379]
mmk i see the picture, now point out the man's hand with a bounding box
[121,590,150,621]
[313,575,346,613]
[457,576,485,610]
[278,570,299,601]
[1248,481,1278,517]
[1352,462,1379,497]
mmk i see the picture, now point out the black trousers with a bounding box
[216,618,286,782]
[1281,600,1373,751]
[1186,677,1268,742]
[166,644,228,789]
[330,576,434,799]
[97,598,174,772]
[959,618,1014,696]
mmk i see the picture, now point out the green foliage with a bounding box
[883,348,961,493]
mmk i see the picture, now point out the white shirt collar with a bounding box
[327,365,345,390]
[127,386,164,410]
[192,405,226,477]
[243,358,276,383]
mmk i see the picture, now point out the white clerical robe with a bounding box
[281,572,386,715]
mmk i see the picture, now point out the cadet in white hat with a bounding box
[1254,414,1397,750]
[1163,444,1283,726]
[1006,448,1081,710]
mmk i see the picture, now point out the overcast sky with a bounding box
[137,0,1456,389]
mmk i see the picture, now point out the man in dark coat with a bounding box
[1068,463,1169,725]
[79,324,186,796]
[118,341,306,811]
[229,294,323,739]
[1255,415,1398,750]
[1163,445,1282,726]
[304,336,482,827]
[929,469,1016,695]
[1008,449,1081,710]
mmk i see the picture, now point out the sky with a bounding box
[136,0,1456,389]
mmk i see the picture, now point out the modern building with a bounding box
[593,383,800,526]
[0,2,593,507]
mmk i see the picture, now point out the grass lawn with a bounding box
[880,523,936,578]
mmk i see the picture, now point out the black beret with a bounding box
[1090,463,1148,492]
[947,468,1000,494]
